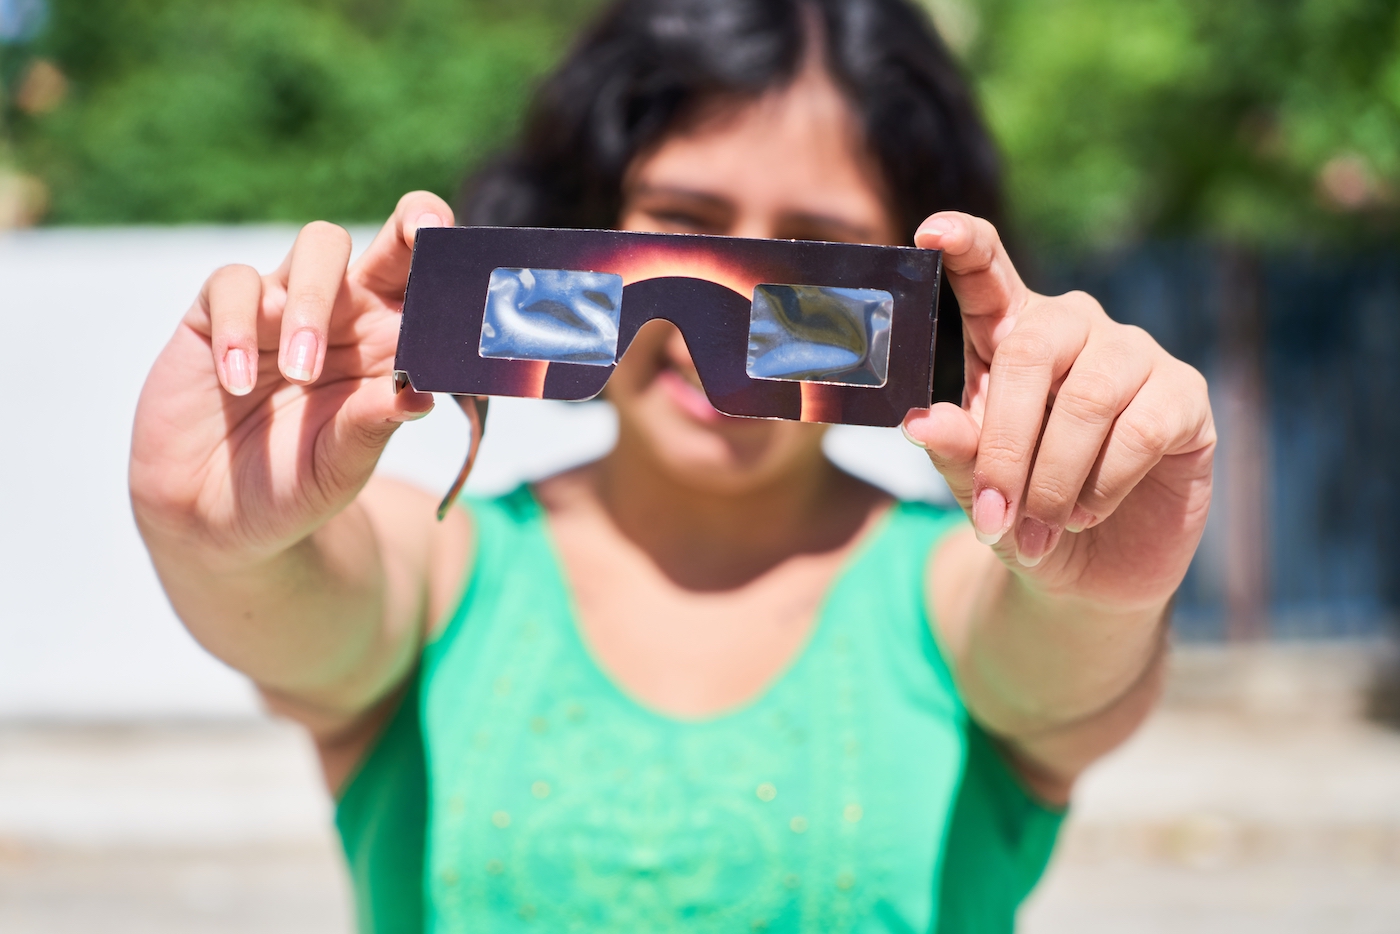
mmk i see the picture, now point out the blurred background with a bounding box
[1,0,1398,931]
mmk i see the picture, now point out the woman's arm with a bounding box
[138,478,467,766]
[928,528,1169,804]
[905,212,1215,803]
[254,480,471,791]
[130,192,471,788]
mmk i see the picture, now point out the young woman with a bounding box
[130,0,1215,930]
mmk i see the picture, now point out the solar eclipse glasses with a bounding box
[393,226,944,517]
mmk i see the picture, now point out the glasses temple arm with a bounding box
[394,371,490,521]
[436,394,490,521]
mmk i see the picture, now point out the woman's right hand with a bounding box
[130,191,452,563]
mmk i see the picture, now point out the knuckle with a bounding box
[1115,332,1164,367]
[1182,360,1210,396]
[1116,408,1173,459]
[1026,470,1080,513]
[1077,463,1119,506]
[1055,399,1115,435]
[1078,482,1115,511]
[1119,323,1156,349]
[975,430,1027,471]
[948,215,1000,269]
[312,455,361,503]
[972,215,1001,242]
[348,415,392,453]
[1056,370,1122,425]
[283,280,340,320]
[315,430,385,494]
[1060,289,1107,321]
[287,291,336,323]
[1070,289,1104,313]
[994,328,1056,371]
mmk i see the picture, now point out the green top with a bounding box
[337,486,1063,933]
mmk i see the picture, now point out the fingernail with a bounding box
[918,217,956,239]
[972,486,1008,545]
[415,212,443,230]
[224,348,253,395]
[900,421,928,449]
[1015,517,1060,568]
[1066,505,1096,534]
[285,329,319,382]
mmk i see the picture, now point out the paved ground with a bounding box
[0,845,350,934]
[1019,642,1400,933]
[2,643,1398,933]
[1020,713,1400,933]
[0,721,351,934]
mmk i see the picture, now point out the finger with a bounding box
[202,264,263,396]
[1074,361,1213,526]
[279,221,353,385]
[1016,328,1155,565]
[350,190,455,302]
[315,375,436,496]
[915,212,1030,362]
[971,304,1093,547]
[962,338,991,424]
[903,403,980,512]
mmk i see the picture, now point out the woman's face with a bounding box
[610,64,901,493]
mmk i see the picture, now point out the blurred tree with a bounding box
[959,0,1400,252]
[5,0,602,223]
[6,0,1400,246]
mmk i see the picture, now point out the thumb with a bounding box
[902,403,979,513]
[316,375,435,491]
[350,190,456,303]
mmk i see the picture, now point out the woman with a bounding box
[129,0,1215,930]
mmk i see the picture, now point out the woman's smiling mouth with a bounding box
[655,367,723,424]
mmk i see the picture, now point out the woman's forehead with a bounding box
[625,69,896,241]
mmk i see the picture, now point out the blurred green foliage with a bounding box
[2,0,602,224]
[957,0,1400,250]
[4,0,1400,250]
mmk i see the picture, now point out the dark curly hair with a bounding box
[459,0,1005,402]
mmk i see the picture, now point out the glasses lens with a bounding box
[479,268,624,366]
[746,284,893,387]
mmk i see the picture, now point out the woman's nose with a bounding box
[664,323,700,372]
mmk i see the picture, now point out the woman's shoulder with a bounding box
[828,465,963,527]
[457,463,594,527]
[823,477,968,613]
[526,462,600,514]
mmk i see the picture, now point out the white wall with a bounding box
[0,227,950,720]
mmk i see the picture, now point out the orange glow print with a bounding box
[516,360,550,398]
[800,382,845,423]
[584,240,779,296]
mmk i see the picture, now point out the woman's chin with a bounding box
[609,364,827,494]
[639,418,769,490]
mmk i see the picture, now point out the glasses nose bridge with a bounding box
[611,314,687,361]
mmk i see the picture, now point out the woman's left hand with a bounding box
[902,212,1216,612]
